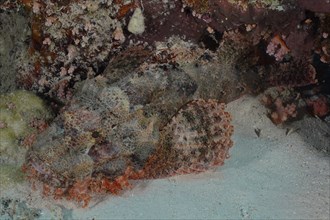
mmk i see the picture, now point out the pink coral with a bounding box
[266,35,290,61]
[270,98,297,125]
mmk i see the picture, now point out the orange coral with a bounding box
[67,179,92,208]
[24,164,143,207]
[117,2,137,19]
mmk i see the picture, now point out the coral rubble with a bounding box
[0,197,41,220]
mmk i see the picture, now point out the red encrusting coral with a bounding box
[24,165,144,208]
[306,95,330,118]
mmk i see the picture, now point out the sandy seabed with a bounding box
[2,95,329,219]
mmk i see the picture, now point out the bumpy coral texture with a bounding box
[144,99,234,178]
[25,72,234,207]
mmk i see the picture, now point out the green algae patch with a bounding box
[0,164,25,189]
[0,128,17,153]
[0,90,53,177]
[0,90,53,157]
[0,90,53,124]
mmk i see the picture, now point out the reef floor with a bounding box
[1,95,329,219]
